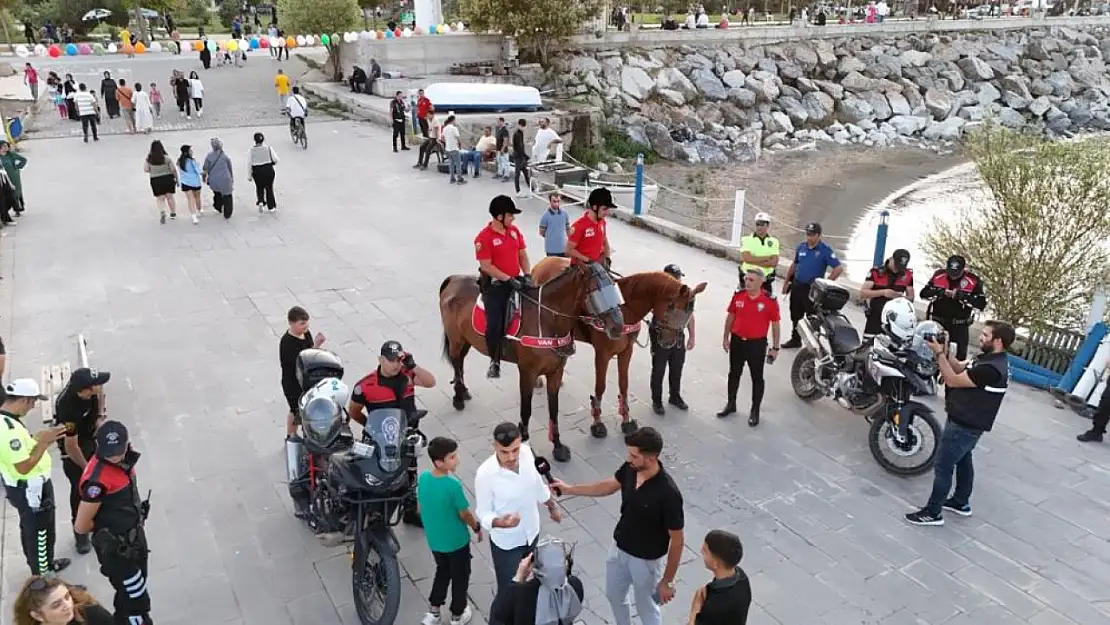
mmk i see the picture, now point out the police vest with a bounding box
[741,234,780,277]
[0,414,50,486]
[865,266,914,317]
[352,370,417,414]
[927,270,981,320]
[945,351,1009,432]
[79,455,142,535]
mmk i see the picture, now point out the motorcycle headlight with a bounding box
[364,472,383,487]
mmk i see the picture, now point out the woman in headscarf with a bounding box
[62,73,78,121]
[133,83,155,133]
[0,141,28,215]
[202,137,235,219]
[490,538,584,625]
[99,70,119,118]
[199,38,212,70]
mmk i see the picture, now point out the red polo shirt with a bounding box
[475,222,526,277]
[567,213,607,263]
[727,290,780,339]
[417,96,432,119]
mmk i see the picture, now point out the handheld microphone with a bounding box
[534,456,562,496]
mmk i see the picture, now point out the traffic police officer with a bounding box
[0,378,70,576]
[860,249,914,339]
[649,264,697,416]
[475,195,533,379]
[75,420,152,624]
[349,339,437,527]
[566,188,616,267]
[719,270,782,426]
[54,366,110,556]
[920,255,987,360]
[781,222,843,349]
[740,211,780,295]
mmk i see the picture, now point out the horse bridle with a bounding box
[516,263,620,324]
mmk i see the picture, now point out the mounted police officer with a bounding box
[860,249,914,339]
[920,255,987,360]
[348,340,437,527]
[566,188,615,269]
[475,195,533,379]
[74,421,153,624]
[650,264,696,416]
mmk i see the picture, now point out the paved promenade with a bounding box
[1,119,1109,625]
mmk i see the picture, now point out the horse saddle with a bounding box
[471,292,522,338]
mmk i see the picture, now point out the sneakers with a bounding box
[668,396,689,410]
[451,606,473,625]
[904,508,944,526]
[516,191,530,199]
[782,338,802,349]
[257,202,264,214]
[1078,429,1104,443]
[456,178,467,185]
[197,110,203,118]
[652,401,664,415]
[420,613,441,625]
[942,499,972,517]
[191,214,199,225]
[159,211,166,224]
[170,213,177,219]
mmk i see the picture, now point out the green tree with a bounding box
[183,0,209,27]
[277,0,359,80]
[459,0,602,67]
[922,123,1110,331]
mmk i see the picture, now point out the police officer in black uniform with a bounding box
[650,264,696,416]
[920,255,987,360]
[860,249,914,339]
[348,340,436,527]
[54,367,110,556]
[74,421,153,625]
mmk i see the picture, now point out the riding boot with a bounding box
[401,493,422,527]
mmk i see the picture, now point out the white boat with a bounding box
[561,177,659,214]
[421,82,542,112]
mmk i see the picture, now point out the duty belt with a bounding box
[93,525,144,559]
[930,316,974,326]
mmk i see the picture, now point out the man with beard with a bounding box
[905,321,1014,527]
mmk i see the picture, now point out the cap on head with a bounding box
[70,367,111,392]
[662,264,684,279]
[754,212,771,225]
[95,420,129,458]
[946,254,966,276]
[489,194,522,218]
[380,340,404,361]
[892,248,910,270]
[4,379,46,400]
[804,222,822,235]
[587,188,618,210]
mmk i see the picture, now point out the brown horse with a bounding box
[532,257,707,437]
[439,261,624,461]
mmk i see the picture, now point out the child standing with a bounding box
[279,306,325,438]
[51,84,67,118]
[149,82,163,117]
[417,437,478,625]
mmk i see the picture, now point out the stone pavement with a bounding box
[2,119,1110,625]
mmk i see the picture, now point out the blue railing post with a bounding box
[873,210,890,268]
[633,153,645,216]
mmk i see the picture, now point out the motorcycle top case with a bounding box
[296,348,345,392]
[808,278,851,313]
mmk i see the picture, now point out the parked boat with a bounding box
[422,82,542,112]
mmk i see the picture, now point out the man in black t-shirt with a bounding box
[689,529,752,625]
[279,306,325,438]
[551,427,684,625]
[54,366,110,555]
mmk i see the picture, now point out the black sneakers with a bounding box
[652,402,664,415]
[748,408,760,427]
[1078,429,1104,443]
[905,508,944,526]
[668,396,689,410]
[716,404,736,418]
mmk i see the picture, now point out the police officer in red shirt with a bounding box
[475,195,533,379]
[718,269,781,427]
[860,248,914,339]
[566,188,616,267]
[74,421,153,625]
[920,255,987,360]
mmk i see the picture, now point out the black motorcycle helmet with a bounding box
[489,194,522,220]
[663,264,684,279]
[891,249,910,272]
[946,255,967,279]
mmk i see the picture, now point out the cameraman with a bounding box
[905,321,1014,527]
[348,340,436,527]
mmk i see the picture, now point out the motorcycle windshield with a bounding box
[910,321,944,363]
[364,408,405,460]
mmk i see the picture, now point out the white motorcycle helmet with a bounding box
[881,298,917,342]
[299,377,350,413]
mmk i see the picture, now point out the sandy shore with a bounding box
[646,144,969,250]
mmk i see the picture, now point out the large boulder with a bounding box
[802,91,836,124]
[568,56,602,75]
[889,115,929,135]
[836,93,876,124]
[655,67,698,101]
[621,66,655,101]
[793,44,819,71]
[691,68,728,101]
[643,122,676,159]
[901,50,933,67]
[997,107,1026,128]
[1046,71,1075,98]
[924,87,953,120]
[976,82,1002,106]
[778,96,810,127]
[842,71,874,93]
[814,79,844,100]
[957,57,994,81]
[658,89,686,106]
[837,55,867,76]
[721,70,748,89]
[728,87,758,108]
[860,90,894,120]
[745,76,780,102]
[886,91,911,116]
[1028,96,1052,117]
[922,117,966,140]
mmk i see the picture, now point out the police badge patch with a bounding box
[9,438,21,451]
[84,484,102,499]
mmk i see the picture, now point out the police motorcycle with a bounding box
[284,349,427,625]
[789,279,944,476]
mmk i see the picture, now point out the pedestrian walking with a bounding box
[905,321,1014,526]
[144,140,179,224]
[188,71,204,117]
[247,132,279,213]
[538,193,569,257]
[71,84,99,143]
[390,90,409,152]
[172,71,191,118]
[417,436,479,625]
[116,79,135,134]
[177,144,203,224]
[148,83,163,117]
[550,427,684,625]
[12,576,115,625]
[274,68,291,110]
[650,264,695,415]
[475,422,561,595]
[62,74,77,121]
[199,39,212,69]
[443,115,465,185]
[132,84,154,134]
[0,169,18,226]
[739,212,779,294]
[23,63,39,102]
[50,81,67,119]
[0,141,28,214]
[98,71,118,119]
[781,222,842,348]
[511,119,531,198]
[202,137,235,219]
[718,269,781,426]
[53,367,109,557]
[687,530,752,625]
[0,379,71,576]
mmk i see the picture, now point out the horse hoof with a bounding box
[452,397,465,411]
[620,419,639,435]
[553,444,572,462]
[590,421,608,438]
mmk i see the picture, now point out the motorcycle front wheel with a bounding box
[353,529,402,625]
[868,409,942,477]
[790,348,823,401]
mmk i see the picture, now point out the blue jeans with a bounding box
[490,542,529,596]
[461,150,482,175]
[447,150,461,180]
[925,419,982,516]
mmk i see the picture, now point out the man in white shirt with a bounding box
[286,86,308,135]
[475,422,561,595]
[530,118,562,163]
[442,115,465,185]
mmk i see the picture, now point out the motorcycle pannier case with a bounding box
[296,349,345,392]
[808,278,850,313]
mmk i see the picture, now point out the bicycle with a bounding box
[290,117,307,149]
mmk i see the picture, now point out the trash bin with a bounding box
[7,116,23,142]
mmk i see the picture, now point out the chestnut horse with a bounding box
[532,257,707,437]
[439,261,624,461]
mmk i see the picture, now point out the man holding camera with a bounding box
[905,321,1014,527]
[348,339,437,527]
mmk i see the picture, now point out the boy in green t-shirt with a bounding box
[417,436,481,625]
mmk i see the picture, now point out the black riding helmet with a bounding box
[663,264,684,279]
[489,194,522,219]
[946,254,966,279]
[891,248,910,272]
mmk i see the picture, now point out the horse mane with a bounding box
[617,272,683,303]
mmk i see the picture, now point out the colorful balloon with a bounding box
[92,43,106,55]
[376,30,385,39]
[385,30,394,39]
[48,45,61,57]
[286,36,296,47]
[134,42,146,54]
[78,43,92,55]
[106,43,117,54]
[227,39,238,52]
[402,28,412,38]
[250,37,260,49]
[149,41,162,53]
[429,24,438,34]
[207,40,218,52]
[64,43,78,55]
[359,30,372,40]
[441,24,451,33]
[14,44,28,58]
[456,21,466,31]
[414,26,423,35]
